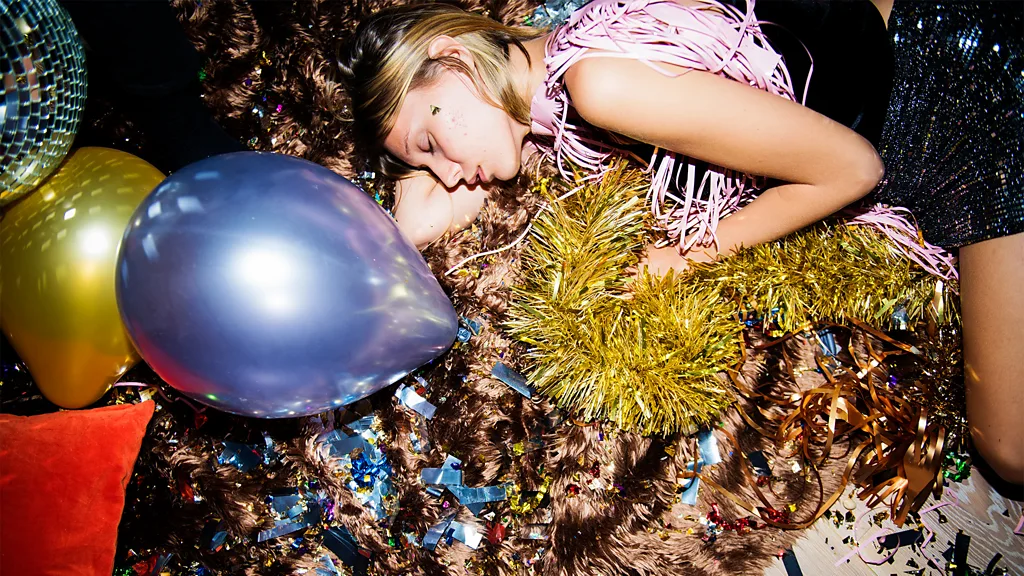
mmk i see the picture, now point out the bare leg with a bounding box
[960,231,1024,485]
[870,0,893,27]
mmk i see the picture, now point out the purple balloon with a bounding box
[116,152,457,418]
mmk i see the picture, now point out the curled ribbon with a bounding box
[688,320,947,529]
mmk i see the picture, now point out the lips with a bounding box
[464,167,487,186]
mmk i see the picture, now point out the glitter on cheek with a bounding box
[450,109,467,130]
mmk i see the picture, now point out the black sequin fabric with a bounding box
[873,2,1023,249]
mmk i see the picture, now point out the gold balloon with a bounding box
[0,147,164,408]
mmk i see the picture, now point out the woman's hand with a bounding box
[392,173,487,248]
[636,243,719,277]
[638,244,689,276]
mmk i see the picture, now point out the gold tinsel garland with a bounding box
[688,223,958,334]
[507,166,740,435]
[507,165,957,436]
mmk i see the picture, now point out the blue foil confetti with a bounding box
[421,455,506,515]
[217,441,263,472]
[816,329,842,357]
[270,492,302,514]
[462,316,481,334]
[201,519,229,552]
[781,548,803,576]
[315,555,342,576]
[747,450,772,478]
[317,415,395,523]
[322,527,370,576]
[441,454,462,471]
[209,529,227,551]
[446,485,508,507]
[422,515,483,551]
[421,468,463,486]
[256,490,322,542]
[697,429,722,466]
[257,518,308,542]
[491,362,534,398]
[679,461,703,506]
[409,430,426,454]
[395,384,437,419]
[529,0,585,28]
[262,432,278,465]
[891,305,910,331]
[145,554,174,576]
[449,521,483,549]
[449,486,507,516]
[258,509,320,542]
[423,514,456,550]
[217,434,278,472]
[320,430,370,459]
[351,451,388,489]
[457,316,482,343]
[678,430,721,504]
[425,455,463,497]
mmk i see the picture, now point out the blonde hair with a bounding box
[338,4,542,178]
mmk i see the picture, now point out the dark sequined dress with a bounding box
[873,2,1023,249]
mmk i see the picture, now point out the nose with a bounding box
[433,159,464,189]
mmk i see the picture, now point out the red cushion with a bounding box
[0,401,154,575]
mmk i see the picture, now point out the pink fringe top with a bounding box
[529,0,957,280]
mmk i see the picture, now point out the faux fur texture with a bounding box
[77,1,878,574]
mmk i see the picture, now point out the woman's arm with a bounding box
[564,57,884,267]
[393,142,540,249]
[393,173,487,249]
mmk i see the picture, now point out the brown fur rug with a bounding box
[52,1,911,574]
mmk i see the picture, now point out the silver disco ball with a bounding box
[1,0,87,207]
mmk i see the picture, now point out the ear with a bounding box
[427,35,474,66]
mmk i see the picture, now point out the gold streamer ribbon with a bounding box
[690,320,946,528]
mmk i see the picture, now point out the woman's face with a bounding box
[384,67,528,188]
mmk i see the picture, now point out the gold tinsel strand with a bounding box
[508,165,958,436]
[688,223,960,333]
[507,166,740,435]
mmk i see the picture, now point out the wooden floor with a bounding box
[764,470,1024,575]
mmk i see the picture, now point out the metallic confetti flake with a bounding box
[696,429,722,466]
[491,362,534,398]
[395,384,437,419]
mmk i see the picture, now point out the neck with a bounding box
[509,33,551,126]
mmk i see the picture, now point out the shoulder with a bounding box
[564,56,717,130]
[562,57,639,125]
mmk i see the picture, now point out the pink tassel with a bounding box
[845,204,959,282]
